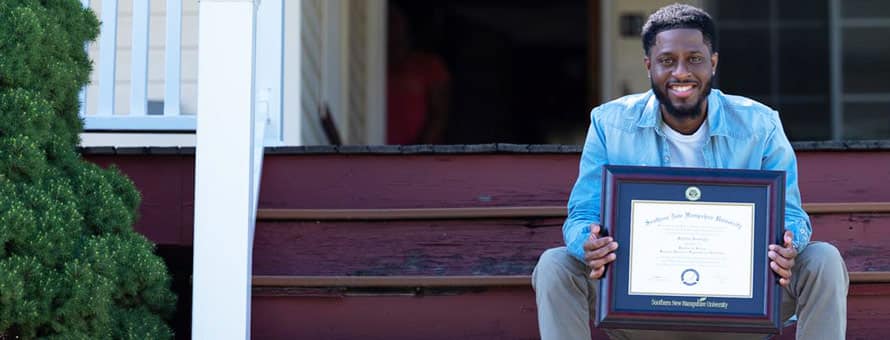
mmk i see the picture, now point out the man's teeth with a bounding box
[671,85,693,92]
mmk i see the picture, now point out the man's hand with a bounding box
[584,224,619,280]
[768,230,798,287]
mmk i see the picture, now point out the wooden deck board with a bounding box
[253,213,890,276]
[253,218,563,276]
[257,203,890,221]
[252,272,890,289]
[251,284,890,340]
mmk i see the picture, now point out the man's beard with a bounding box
[651,78,713,121]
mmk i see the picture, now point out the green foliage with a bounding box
[0,0,176,338]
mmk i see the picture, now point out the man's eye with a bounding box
[660,58,673,66]
[690,56,703,64]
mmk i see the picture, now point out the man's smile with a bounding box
[668,82,699,99]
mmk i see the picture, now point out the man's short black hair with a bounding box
[641,4,717,56]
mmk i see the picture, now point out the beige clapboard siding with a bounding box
[300,0,327,145]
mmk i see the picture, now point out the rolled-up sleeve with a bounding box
[564,108,609,262]
[762,112,812,252]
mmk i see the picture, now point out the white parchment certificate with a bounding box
[628,200,755,298]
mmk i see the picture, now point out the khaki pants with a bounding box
[532,242,849,340]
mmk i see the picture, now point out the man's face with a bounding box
[645,28,718,121]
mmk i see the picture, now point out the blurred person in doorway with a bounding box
[387,5,451,145]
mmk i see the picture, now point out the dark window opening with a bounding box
[389,0,595,145]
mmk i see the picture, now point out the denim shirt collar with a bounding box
[636,89,731,137]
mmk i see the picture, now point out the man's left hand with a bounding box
[768,230,797,287]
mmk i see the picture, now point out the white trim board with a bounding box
[79,132,197,147]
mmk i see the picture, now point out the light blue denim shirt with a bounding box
[564,89,812,262]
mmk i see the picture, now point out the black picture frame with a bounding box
[595,165,785,334]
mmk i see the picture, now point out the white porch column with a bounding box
[193,0,257,339]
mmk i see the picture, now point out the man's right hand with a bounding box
[584,224,619,280]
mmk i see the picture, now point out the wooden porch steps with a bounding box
[251,203,890,339]
[83,146,890,339]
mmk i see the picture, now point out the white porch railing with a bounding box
[79,0,385,145]
[80,0,195,131]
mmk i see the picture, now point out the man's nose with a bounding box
[672,61,693,79]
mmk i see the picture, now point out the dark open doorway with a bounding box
[390,0,597,145]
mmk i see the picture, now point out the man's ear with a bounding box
[710,52,719,75]
[644,56,651,73]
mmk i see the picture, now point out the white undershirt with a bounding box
[662,121,709,167]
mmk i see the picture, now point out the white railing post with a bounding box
[164,0,182,116]
[192,0,257,339]
[79,0,91,117]
[255,0,284,144]
[97,0,118,116]
[129,0,150,116]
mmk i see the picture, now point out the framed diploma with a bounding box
[594,165,785,334]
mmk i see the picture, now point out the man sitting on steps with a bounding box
[532,4,849,339]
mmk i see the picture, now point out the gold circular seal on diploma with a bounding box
[685,186,701,201]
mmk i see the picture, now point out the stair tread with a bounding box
[257,202,890,220]
[253,212,890,276]
[252,271,890,288]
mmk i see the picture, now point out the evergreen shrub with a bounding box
[0,1,176,338]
